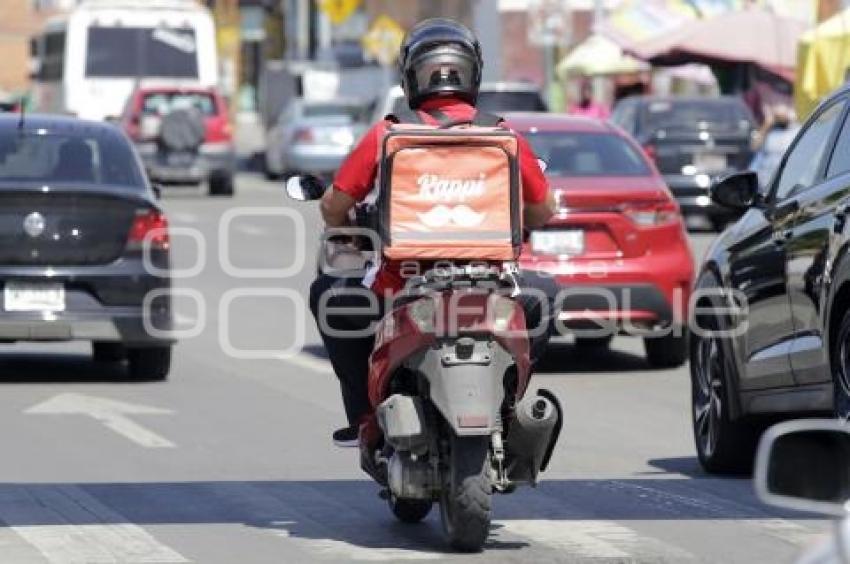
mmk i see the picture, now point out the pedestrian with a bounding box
[568,80,610,120]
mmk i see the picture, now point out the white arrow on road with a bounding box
[26,393,176,448]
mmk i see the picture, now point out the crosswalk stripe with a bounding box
[0,485,187,564]
[210,482,443,561]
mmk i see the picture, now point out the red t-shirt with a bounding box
[332,97,549,295]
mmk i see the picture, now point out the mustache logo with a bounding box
[418,205,486,228]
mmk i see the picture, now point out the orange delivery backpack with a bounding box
[376,109,522,261]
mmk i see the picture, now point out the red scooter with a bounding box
[288,175,562,552]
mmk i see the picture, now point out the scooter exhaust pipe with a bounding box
[505,389,562,485]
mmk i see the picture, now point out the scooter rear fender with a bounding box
[407,341,514,436]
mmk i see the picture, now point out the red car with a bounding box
[506,113,694,368]
[118,85,236,196]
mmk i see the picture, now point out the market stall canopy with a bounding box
[557,34,649,78]
[796,8,850,120]
[626,8,808,82]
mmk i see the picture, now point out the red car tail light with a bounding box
[622,201,680,228]
[127,209,170,250]
[205,118,233,143]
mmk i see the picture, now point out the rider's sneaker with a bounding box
[332,426,359,448]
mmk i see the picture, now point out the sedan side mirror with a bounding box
[710,171,760,211]
[285,174,326,201]
[754,419,850,517]
[151,184,163,200]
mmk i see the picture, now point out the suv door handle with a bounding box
[773,229,792,245]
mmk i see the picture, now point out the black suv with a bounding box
[691,85,850,473]
[611,96,755,230]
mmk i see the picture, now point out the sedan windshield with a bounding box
[0,129,145,189]
[642,100,752,132]
[526,132,651,177]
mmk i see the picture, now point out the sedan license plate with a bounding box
[694,153,727,173]
[531,230,584,256]
[4,282,65,312]
[166,152,195,167]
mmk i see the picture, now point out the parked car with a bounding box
[264,98,368,180]
[691,85,850,474]
[0,114,173,379]
[506,113,694,368]
[371,82,548,124]
[611,96,755,230]
[119,85,236,196]
[754,419,850,564]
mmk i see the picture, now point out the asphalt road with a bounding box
[0,172,830,564]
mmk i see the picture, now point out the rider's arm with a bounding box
[516,134,556,229]
[524,191,557,229]
[323,122,384,226]
[320,188,357,227]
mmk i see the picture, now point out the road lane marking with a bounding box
[599,480,824,548]
[26,394,176,448]
[234,224,268,237]
[169,212,198,224]
[211,483,442,561]
[0,485,187,564]
[499,519,695,561]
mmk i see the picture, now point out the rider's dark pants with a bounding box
[309,272,557,427]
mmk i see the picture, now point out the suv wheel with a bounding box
[689,276,759,474]
[209,171,234,197]
[127,346,172,381]
[832,309,850,418]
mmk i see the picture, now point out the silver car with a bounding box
[264,98,367,179]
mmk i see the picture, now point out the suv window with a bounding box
[142,92,217,116]
[826,108,850,178]
[641,99,752,133]
[775,101,845,200]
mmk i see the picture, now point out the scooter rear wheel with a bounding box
[439,435,492,552]
[388,495,432,524]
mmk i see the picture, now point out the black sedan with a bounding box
[611,96,755,231]
[0,114,172,379]
[691,84,850,473]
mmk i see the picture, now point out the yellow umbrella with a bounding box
[796,8,850,119]
[557,34,649,78]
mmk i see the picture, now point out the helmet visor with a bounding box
[410,46,477,96]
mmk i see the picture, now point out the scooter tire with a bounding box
[440,435,492,552]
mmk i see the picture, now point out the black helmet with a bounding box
[398,18,483,108]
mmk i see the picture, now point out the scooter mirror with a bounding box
[285,175,326,201]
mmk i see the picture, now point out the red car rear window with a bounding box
[142,92,217,117]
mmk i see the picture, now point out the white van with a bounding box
[31,0,218,121]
